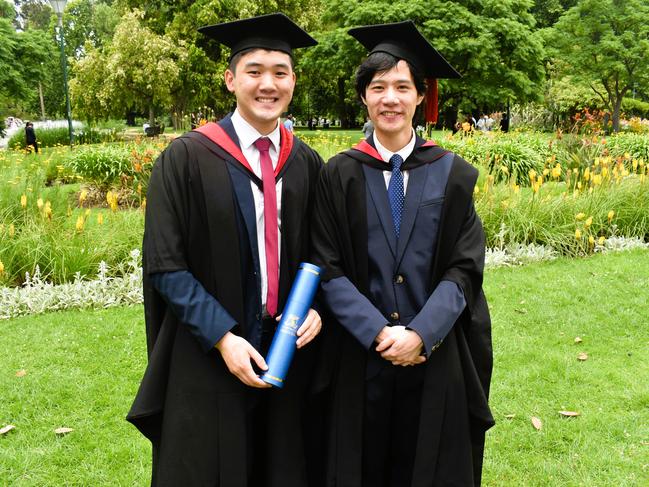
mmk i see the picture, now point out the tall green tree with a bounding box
[70,9,188,124]
[551,0,649,132]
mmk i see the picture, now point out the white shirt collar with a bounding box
[373,129,417,164]
[231,109,281,153]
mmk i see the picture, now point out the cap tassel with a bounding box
[425,78,438,125]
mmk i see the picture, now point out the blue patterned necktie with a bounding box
[387,153,405,238]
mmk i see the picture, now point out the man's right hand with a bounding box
[215,332,271,388]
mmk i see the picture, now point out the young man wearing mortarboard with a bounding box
[312,21,494,487]
[127,13,324,487]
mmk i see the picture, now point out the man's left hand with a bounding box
[277,308,322,348]
[376,326,425,366]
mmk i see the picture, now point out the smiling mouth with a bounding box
[381,111,402,117]
[256,97,278,104]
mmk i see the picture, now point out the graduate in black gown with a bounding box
[311,21,494,486]
[127,13,324,487]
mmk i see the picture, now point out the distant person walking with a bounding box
[283,113,295,132]
[362,117,374,139]
[25,122,38,153]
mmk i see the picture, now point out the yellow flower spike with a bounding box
[598,236,605,246]
[75,215,85,232]
[542,168,550,177]
[588,187,593,194]
[79,189,88,205]
[593,158,600,167]
[588,235,595,247]
[20,194,27,208]
[575,212,585,221]
[9,223,15,237]
[473,185,480,195]
[529,169,537,182]
[44,201,52,221]
[551,164,562,179]
[575,229,582,239]
[0,260,4,276]
[577,181,582,190]
[85,209,91,217]
[97,213,104,225]
[608,210,615,222]
[141,197,147,210]
[624,152,631,160]
[37,198,44,210]
[601,167,609,178]
[584,216,593,228]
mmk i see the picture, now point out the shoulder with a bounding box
[324,151,357,173]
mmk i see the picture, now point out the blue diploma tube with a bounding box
[262,262,321,388]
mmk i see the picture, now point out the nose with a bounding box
[259,72,276,91]
[382,87,399,104]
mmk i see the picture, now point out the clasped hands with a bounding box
[215,308,322,388]
[375,325,426,366]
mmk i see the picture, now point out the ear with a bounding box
[416,93,425,106]
[224,69,236,93]
[361,93,368,107]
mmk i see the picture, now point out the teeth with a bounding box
[382,111,399,116]
[257,98,276,103]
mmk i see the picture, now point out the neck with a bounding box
[374,128,412,153]
[237,111,278,136]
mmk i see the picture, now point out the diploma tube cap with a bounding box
[198,12,317,60]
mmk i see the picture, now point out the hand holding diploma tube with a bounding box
[262,263,321,388]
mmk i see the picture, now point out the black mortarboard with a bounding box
[198,13,317,60]
[348,21,460,124]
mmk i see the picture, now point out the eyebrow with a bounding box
[243,61,291,70]
[369,78,414,85]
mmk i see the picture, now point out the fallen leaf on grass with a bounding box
[574,337,583,344]
[531,417,543,430]
[559,411,580,417]
[1,424,16,435]
[577,352,589,361]
[504,414,516,419]
[54,427,73,436]
[15,369,27,377]
[514,308,527,314]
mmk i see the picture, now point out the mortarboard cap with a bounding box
[198,13,317,61]
[348,21,460,124]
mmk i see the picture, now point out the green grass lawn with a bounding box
[1,250,648,486]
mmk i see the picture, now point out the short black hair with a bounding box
[355,51,426,100]
[228,48,295,74]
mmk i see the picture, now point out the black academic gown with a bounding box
[311,138,494,487]
[127,117,323,487]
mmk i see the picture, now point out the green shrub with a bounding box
[622,98,649,118]
[65,145,132,189]
[606,133,649,164]
[441,133,548,186]
[9,127,70,150]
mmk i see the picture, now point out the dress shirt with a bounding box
[231,109,282,311]
[373,129,416,194]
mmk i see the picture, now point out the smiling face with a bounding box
[225,49,296,135]
[362,60,424,151]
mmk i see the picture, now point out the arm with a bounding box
[150,270,237,353]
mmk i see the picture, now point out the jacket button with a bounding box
[390,312,400,321]
[394,274,405,284]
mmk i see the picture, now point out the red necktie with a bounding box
[254,137,279,316]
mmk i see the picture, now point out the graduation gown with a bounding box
[311,138,494,487]
[127,118,323,486]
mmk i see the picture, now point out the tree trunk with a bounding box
[612,97,622,133]
[149,105,155,126]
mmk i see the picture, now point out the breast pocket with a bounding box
[419,196,445,208]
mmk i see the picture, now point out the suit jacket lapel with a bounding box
[362,164,397,258]
[396,164,426,267]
